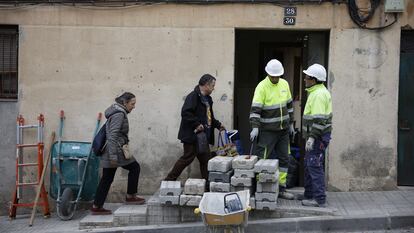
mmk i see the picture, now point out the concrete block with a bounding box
[255,192,279,202]
[147,214,163,225]
[256,201,278,210]
[232,155,258,169]
[250,196,256,209]
[184,178,206,195]
[208,156,234,172]
[181,206,201,222]
[254,159,279,173]
[257,182,278,193]
[160,180,182,196]
[79,215,114,230]
[231,185,253,195]
[159,195,180,205]
[258,171,279,183]
[208,170,234,183]
[210,181,231,192]
[234,168,255,178]
[231,176,253,187]
[179,194,202,206]
[113,205,147,226]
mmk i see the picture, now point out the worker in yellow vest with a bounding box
[298,64,332,207]
[250,59,295,200]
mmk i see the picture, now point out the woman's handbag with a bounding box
[122,144,132,159]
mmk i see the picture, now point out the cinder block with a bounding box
[258,171,279,183]
[232,155,258,169]
[210,182,231,192]
[179,194,202,206]
[250,196,256,209]
[255,192,279,202]
[113,205,147,226]
[234,168,255,178]
[160,181,182,196]
[231,185,253,195]
[159,195,180,205]
[256,182,278,193]
[208,156,234,172]
[208,170,234,183]
[254,159,279,173]
[184,178,206,195]
[231,176,253,187]
[256,201,277,210]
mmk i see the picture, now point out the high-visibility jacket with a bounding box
[303,84,332,139]
[250,77,293,131]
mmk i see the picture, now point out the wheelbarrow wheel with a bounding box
[58,188,75,219]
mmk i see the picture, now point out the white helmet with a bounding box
[303,64,327,81]
[265,59,284,76]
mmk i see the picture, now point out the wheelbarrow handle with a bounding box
[97,112,102,121]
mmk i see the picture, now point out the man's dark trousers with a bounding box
[304,133,331,204]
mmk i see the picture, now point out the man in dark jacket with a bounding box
[165,74,225,181]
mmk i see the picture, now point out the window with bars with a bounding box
[0,25,18,100]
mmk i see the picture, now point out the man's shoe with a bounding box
[90,207,112,215]
[278,191,295,200]
[301,199,327,208]
[125,195,146,205]
[296,193,312,201]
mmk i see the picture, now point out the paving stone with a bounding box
[250,196,256,209]
[254,159,279,173]
[208,156,234,172]
[256,201,278,210]
[255,192,279,202]
[79,215,114,230]
[159,195,180,205]
[231,176,253,187]
[232,155,258,169]
[234,168,255,178]
[231,185,254,195]
[210,181,231,192]
[257,182,278,193]
[160,180,182,196]
[184,178,206,195]
[209,169,233,183]
[181,206,201,222]
[179,194,202,206]
[258,171,279,183]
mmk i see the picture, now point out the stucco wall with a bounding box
[0,1,413,215]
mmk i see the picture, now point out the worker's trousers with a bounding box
[255,129,289,188]
[304,133,331,204]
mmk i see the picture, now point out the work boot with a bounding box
[296,193,312,201]
[90,206,112,215]
[125,195,146,205]
[278,191,295,200]
[301,199,327,208]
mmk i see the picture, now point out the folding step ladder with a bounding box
[9,114,50,219]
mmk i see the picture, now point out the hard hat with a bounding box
[303,64,327,81]
[265,59,284,77]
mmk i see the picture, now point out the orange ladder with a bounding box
[9,114,50,219]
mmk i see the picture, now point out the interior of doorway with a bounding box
[234,29,329,187]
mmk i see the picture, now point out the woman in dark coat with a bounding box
[91,92,145,215]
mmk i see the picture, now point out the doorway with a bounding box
[234,29,329,187]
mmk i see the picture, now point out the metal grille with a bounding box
[0,26,18,100]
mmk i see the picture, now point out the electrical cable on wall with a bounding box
[347,0,398,30]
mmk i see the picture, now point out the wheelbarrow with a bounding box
[49,111,102,220]
[194,190,251,233]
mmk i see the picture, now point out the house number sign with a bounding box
[283,7,297,25]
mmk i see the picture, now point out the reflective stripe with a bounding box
[312,124,325,130]
[249,113,261,119]
[252,102,263,108]
[287,98,293,104]
[303,113,332,120]
[260,115,289,123]
[279,167,288,173]
[288,108,293,113]
[262,102,287,110]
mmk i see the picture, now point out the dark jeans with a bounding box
[304,133,331,204]
[165,143,211,181]
[93,161,141,207]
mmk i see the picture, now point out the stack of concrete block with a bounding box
[179,178,205,206]
[254,159,279,210]
[231,155,258,195]
[208,156,234,192]
[159,181,182,205]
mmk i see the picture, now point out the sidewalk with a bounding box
[1,188,414,233]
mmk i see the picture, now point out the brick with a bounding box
[208,170,234,183]
[179,194,202,206]
[159,195,180,205]
[256,182,278,193]
[231,176,253,187]
[255,192,279,202]
[254,159,279,173]
[210,182,231,192]
[258,171,279,183]
[160,181,182,196]
[234,168,255,178]
[208,156,234,172]
[256,201,278,210]
[232,155,258,169]
[184,178,206,195]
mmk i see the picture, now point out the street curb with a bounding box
[86,211,414,232]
